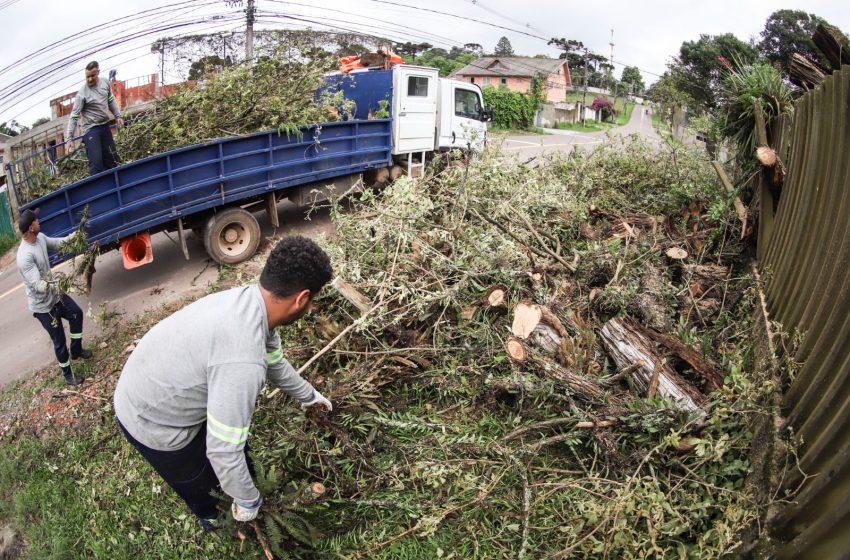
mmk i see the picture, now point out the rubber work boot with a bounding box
[72,348,93,360]
[64,374,84,386]
[199,518,220,532]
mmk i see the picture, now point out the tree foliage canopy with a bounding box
[493,36,515,57]
[758,9,828,73]
[620,66,645,94]
[671,33,758,110]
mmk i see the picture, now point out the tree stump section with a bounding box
[599,317,704,413]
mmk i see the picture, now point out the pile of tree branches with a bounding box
[24,39,345,203]
[242,139,784,558]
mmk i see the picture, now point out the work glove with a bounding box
[231,493,263,522]
[300,389,332,412]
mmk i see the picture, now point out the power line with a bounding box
[0,12,244,117]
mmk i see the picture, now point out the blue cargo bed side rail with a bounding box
[20,119,391,266]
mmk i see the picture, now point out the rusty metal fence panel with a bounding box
[759,65,850,559]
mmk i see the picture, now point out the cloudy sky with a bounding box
[1,0,848,129]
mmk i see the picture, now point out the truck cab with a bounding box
[390,66,487,154]
[325,64,489,160]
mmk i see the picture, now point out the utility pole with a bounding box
[156,41,165,97]
[581,47,589,125]
[245,0,255,64]
[609,29,615,97]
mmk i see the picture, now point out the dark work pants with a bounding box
[83,124,118,175]
[33,294,84,379]
[117,419,255,521]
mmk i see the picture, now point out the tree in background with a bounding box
[0,121,28,136]
[416,47,476,76]
[394,42,433,62]
[758,10,829,74]
[620,66,645,95]
[670,33,758,111]
[464,43,484,56]
[645,72,696,126]
[187,55,233,80]
[549,37,586,85]
[31,117,51,128]
[493,36,515,57]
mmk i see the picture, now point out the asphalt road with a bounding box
[0,200,334,388]
[497,103,662,161]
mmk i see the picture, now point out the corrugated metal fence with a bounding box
[758,65,850,558]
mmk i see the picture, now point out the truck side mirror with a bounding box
[482,107,494,122]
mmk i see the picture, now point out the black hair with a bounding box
[85,61,99,71]
[260,236,332,298]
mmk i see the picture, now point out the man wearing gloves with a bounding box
[16,207,91,385]
[114,235,334,531]
[64,60,124,176]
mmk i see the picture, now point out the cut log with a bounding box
[631,263,670,331]
[789,53,826,89]
[331,277,372,315]
[756,146,777,167]
[460,306,477,321]
[812,23,850,71]
[511,302,576,365]
[638,326,724,390]
[511,301,543,338]
[482,285,508,309]
[506,336,528,363]
[528,323,563,354]
[527,354,610,403]
[665,247,688,260]
[599,317,705,413]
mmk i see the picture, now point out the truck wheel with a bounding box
[203,208,261,265]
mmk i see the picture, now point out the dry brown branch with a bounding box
[639,327,723,390]
[331,277,372,315]
[250,519,274,560]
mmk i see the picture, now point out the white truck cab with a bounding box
[391,65,488,156]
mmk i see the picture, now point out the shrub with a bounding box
[591,96,617,121]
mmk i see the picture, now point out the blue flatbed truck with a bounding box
[6,65,488,268]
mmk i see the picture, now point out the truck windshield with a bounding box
[454,89,482,120]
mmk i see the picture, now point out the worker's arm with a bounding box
[106,83,123,126]
[18,252,49,295]
[265,330,316,402]
[43,233,76,253]
[65,91,84,140]
[205,362,265,504]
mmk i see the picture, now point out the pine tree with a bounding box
[494,36,515,57]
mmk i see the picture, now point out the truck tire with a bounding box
[203,208,261,265]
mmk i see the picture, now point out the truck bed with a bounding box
[18,119,391,265]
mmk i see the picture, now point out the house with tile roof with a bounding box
[452,57,572,103]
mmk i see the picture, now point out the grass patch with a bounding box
[0,233,17,257]
[488,125,548,136]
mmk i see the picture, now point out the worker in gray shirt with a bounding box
[114,236,333,531]
[65,61,124,176]
[16,208,92,385]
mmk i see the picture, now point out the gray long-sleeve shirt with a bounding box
[16,232,73,313]
[64,78,122,139]
[114,284,316,503]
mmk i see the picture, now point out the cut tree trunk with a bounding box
[482,285,508,310]
[599,317,705,413]
[789,53,826,89]
[511,301,575,365]
[638,326,723,390]
[812,23,850,71]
